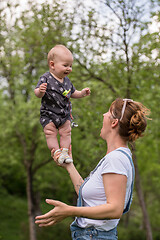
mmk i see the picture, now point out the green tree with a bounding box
[69,1,160,239]
[0,0,160,239]
[0,1,77,239]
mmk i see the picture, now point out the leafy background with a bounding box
[0,0,160,239]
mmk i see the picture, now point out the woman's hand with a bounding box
[51,145,83,195]
[35,199,71,227]
[51,145,73,168]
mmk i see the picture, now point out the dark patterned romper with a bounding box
[35,72,76,128]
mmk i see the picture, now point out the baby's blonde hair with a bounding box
[47,45,72,66]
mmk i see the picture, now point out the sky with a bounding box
[0,0,159,69]
[1,0,101,27]
[1,0,159,33]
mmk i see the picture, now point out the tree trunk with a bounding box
[131,144,153,240]
[26,166,37,240]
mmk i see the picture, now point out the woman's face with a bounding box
[100,110,113,140]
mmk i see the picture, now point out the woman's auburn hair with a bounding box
[110,98,150,142]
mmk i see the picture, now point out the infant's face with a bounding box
[52,52,73,79]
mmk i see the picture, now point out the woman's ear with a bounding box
[111,118,119,128]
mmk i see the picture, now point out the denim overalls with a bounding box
[70,149,135,240]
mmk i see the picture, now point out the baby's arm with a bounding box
[71,88,90,98]
[34,83,47,98]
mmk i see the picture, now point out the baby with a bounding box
[34,45,90,164]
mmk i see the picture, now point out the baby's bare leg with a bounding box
[44,122,59,151]
[58,120,72,164]
[58,120,71,149]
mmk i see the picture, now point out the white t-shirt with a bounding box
[77,147,133,231]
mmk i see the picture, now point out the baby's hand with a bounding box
[81,88,91,97]
[39,83,47,93]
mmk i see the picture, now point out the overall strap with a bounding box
[77,178,89,207]
[116,149,135,214]
[77,156,106,207]
[77,150,135,213]
[71,176,90,226]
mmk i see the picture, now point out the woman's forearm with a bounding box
[66,163,84,195]
[68,203,123,220]
[35,199,122,227]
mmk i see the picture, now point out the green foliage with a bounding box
[0,191,29,240]
[118,227,146,240]
[0,0,160,239]
[36,200,73,240]
[36,221,72,240]
[0,191,73,240]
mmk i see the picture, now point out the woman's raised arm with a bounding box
[52,147,84,195]
[65,163,84,195]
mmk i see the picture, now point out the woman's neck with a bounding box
[106,135,128,154]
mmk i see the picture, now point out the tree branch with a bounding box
[75,58,117,94]
[32,158,53,175]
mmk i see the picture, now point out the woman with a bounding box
[35,98,150,239]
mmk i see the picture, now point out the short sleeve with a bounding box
[101,151,130,178]
[70,82,76,94]
[35,76,47,89]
